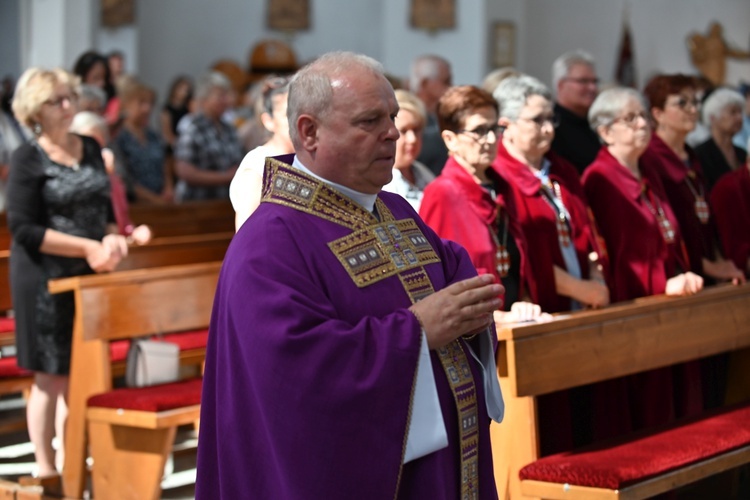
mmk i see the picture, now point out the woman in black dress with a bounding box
[8,67,128,477]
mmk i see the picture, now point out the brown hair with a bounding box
[642,74,696,111]
[119,77,156,106]
[436,85,498,133]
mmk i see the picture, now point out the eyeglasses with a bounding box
[667,96,700,111]
[44,94,78,107]
[564,77,599,86]
[612,111,650,128]
[516,114,559,129]
[458,124,500,142]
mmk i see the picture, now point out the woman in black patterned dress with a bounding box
[8,68,128,477]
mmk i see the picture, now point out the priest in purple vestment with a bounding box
[196,51,505,499]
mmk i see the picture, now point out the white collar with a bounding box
[292,155,378,212]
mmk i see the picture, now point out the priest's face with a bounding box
[315,71,400,194]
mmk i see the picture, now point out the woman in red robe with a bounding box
[583,87,705,439]
[710,154,750,276]
[490,75,609,454]
[491,75,608,314]
[640,74,744,285]
[419,85,543,322]
[641,74,745,412]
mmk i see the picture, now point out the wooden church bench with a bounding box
[490,284,750,499]
[519,402,750,499]
[49,261,220,499]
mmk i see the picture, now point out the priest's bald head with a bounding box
[287,51,400,195]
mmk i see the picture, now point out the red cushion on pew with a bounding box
[519,403,750,490]
[109,340,130,363]
[87,378,202,412]
[0,357,33,378]
[0,317,15,333]
[160,329,209,351]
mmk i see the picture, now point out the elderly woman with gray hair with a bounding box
[492,75,608,314]
[492,74,609,455]
[583,87,703,301]
[174,71,243,201]
[583,87,707,447]
[695,87,747,192]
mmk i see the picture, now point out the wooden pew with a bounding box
[0,231,230,391]
[128,199,235,237]
[50,262,221,499]
[491,284,750,499]
[0,200,235,252]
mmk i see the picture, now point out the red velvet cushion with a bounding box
[520,403,750,490]
[87,378,202,412]
[161,329,209,351]
[109,339,130,363]
[0,317,15,333]
[0,357,33,378]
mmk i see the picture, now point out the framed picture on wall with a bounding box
[267,0,310,31]
[411,0,456,31]
[491,21,516,68]
[101,0,135,27]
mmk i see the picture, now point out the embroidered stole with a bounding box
[263,158,481,499]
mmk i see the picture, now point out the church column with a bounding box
[21,0,98,70]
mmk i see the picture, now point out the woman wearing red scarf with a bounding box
[420,85,544,322]
[641,74,744,285]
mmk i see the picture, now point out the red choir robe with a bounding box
[491,142,596,313]
[491,143,603,454]
[583,147,697,439]
[419,156,532,303]
[583,147,687,302]
[710,166,750,275]
[641,135,724,413]
[641,134,716,276]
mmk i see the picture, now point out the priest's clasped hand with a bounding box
[409,274,503,349]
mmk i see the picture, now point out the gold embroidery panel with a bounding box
[329,219,440,288]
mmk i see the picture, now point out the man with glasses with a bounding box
[550,49,602,174]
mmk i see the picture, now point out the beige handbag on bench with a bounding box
[125,339,180,387]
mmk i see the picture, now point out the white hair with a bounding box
[551,50,596,94]
[701,87,744,126]
[494,75,551,121]
[409,55,450,93]
[194,71,231,101]
[70,110,107,136]
[588,87,647,134]
[287,51,385,148]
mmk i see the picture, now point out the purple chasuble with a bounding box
[196,155,499,499]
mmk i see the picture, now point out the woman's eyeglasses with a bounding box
[667,96,700,111]
[44,94,78,108]
[516,114,559,129]
[458,124,501,142]
[612,111,650,128]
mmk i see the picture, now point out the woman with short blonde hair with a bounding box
[8,67,129,477]
[381,89,433,211]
